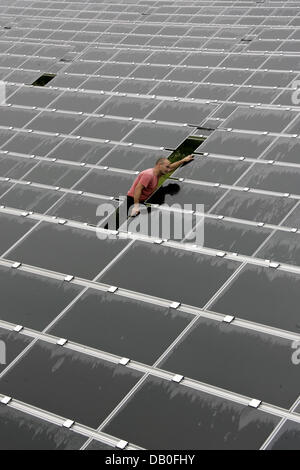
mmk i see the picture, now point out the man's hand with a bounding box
[130,204,140,217]
[182,154,194,163]
[169,154,194,171]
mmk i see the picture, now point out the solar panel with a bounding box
[0,0,300,452]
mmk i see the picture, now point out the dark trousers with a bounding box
[126,195,135,215]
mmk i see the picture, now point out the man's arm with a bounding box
[131,181,144,216]
[169,154,194,171]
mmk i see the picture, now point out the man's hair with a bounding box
[156,157,168,165]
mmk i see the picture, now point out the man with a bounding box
[127,155,194,216]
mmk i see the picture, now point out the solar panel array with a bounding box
[0,0,300,451]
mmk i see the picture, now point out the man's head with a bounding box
[155,157,171,175]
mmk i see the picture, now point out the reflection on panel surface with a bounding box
[124,122,192,148]
[0,185,61,214]
[48,139,112,165]
[2,132,61,157]
[0,407,86,450]
[267,421,300,450]
[257,231,300,267]
[97,95,158,119]
[197,130,274,159]
[212,264,300,333]
[239,164,300,195]
[50,289,192,365]
[261,137,300,164]
[213,190,296,225]
[49,193,118,226]
[102,241,240,308]
[25,161,87,188]
[0,341,142,428]
[75,116,135,141]
[104,375,279,449]
[176,156,250,185]
[0,266,81,330]
[26,111,85,134]
[100,146,171,171]
[203,218,271,256]
[9,222,130,280]
[0,327,31,374]
[222,107,294,133]
[148,101,216,126]
[75,169,136,197]
[162,317,300,408]
[0,155,36,180]
[85,440,114,450]
[0,213,35,255]
[148,181,226,212]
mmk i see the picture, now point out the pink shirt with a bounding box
[127,168,159,201]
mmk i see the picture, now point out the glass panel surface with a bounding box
[162,317,300,408]
[0,327,31,374]
[284,204,300,229]
[9,221,130,280]
[286,116,300,135]
[75,169,136,197]
[239,164,300,195]
[262,55,300,71]
[205,69,252,85]
[0,266,81,330]
[182,52,226,67]
[97,95,158,119]
[230,87,278,105]
[0,155,36,179]
[86,440,114,450]
[49,193,118,226]
[0,184,62,214]
[98,62,136,77]
[245,71,297,87]
[203,218,272,256]
[0,107,38,128]
[148,101,216,126]
[130,65,171,80]
[220,54,267,68]
[75,117,135,141]
[7,87,59,108]
[102,240,240,308]
[267,421,300,450]
[212,264,300,334]
[198,130,274,158]
[50,289,192,365]
[113,79,155,94]
[104,375,279,450]
[100,147,171,171]
[147,50,188,65]
[0,340,142,428]
[26,111,85,134]
[50,91,108,114]
[124,123,192,148]
[189,83,236,100]
[222,107,293,133]
[2,133,62,157]
[0,407,86,450]
[0,213,36,254]
[213,190,296,224]
[48,139,112,165]
[262,137,300,164]
[175,156,250,184]
[150,82,195,98]
[166,67,210,83]
[148,181,226,212]
[25,162,87,188]
[257,230,300,267]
